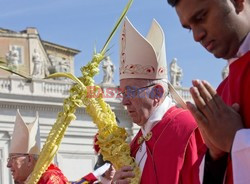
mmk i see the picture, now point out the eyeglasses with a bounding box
[7,154,29,163]
[118,83,156,99]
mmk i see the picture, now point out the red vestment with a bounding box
[217,51,250,184]
[130,106,206,184]
[38,164,68,184]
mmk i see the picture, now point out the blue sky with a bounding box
[0,0,227,88]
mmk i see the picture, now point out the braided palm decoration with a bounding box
[26,0,141,183]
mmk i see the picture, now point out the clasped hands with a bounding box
[187,80,244,159]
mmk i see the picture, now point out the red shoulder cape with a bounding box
[38,164,68,184]
[130,106,206,184]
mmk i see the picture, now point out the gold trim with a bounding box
[137,131,153,145]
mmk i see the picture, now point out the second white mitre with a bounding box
[10,109,40,155]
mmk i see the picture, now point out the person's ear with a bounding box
[27,155,36,167]
[26,155,32,166]
[234,0,244,13]
[149,85,164,101]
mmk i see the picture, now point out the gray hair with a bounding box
[144,79,169,98]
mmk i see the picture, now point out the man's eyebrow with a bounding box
[190,9,205,21]
[181,9,205,29]
[182,24,191,29]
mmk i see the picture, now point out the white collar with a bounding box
[141,96,175,135]
[229,32,250,64]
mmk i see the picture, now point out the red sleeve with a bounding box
[180,128,207,184]
[83,173,98,183]
[38,169,68,184]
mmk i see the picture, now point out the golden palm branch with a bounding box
[26,0,140,183]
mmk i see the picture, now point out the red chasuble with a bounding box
[130,106,206,184]
[217,51,250,184]
[38,164,68,184]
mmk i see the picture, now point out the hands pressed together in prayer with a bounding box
[187,80,244,160]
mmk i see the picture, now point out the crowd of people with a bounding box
[5,0,250,183]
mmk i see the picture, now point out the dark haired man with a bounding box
[167,0,250,183]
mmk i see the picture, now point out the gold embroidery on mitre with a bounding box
[120,20,126,75]
[122,64,155,75]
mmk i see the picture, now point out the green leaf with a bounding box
[101,0,134,55]
[45,72,85,89]
[0,65,32,80]
[0,57,7,64]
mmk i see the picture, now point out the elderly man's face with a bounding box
[120,79,160,127]
[7,154,33,183]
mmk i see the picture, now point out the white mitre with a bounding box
[9,109,40,155]
[119,17,187,109]
[119,17,167,80]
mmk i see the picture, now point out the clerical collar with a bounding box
[229,32,250,64]
[141,96,175,136]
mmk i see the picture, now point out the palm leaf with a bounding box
[0,57,7,64]
[45,72,85,89]
[101,0,134,55]
[0,65,32,81]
